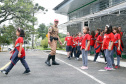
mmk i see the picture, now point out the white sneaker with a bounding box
[77,58,79,61]
[80,66,88,70]
[100,55,103,58]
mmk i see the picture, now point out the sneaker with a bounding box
[106,67,113,70]
[115,65,120,69]
[0,69,8,75]
[23,70,31,74]
[77,58,79,61]
[94,61,98,63]
[104,67,108,70]
[100,55,103,58]
[81,66,88,70]
[68,57,71,60]
[105,62,107,65]
[112,64,115,67]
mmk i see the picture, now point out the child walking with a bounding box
[102,25,114,70]
[1,28,30,75]
[80,26,90,70]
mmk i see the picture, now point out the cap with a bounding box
[54,19,59,22]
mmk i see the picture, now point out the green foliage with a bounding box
[57,37,65,49]
[59,33,66,38]
[0,25,17,45]
[41,37,48,48]
[37,23,48,39]
[0,0,34,24]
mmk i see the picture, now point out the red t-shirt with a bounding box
[72,38,76,48]
[94,35,103,53]
[97,35,103,45]
[95,33,99,38]
[65,36,73,46]
[90,35,95,46]
[81,34,91,50]
[76,36,83,46]
[103,33,114,50]
[15,37,25,58]
[120,32,123,36]
[114,33,121,43]
[95,35,103,48]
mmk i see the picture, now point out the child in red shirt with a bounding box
[70,35,77,58]
[64,32,73,60]
[80,27,90,70]
[118,26,124,48]
[95,28,100,39]
[102,25,114,70]
[76,32,83,60]
[94,30,106,62]
[1,28,30,75]
[110,27,123,69]
[90,31,95,55]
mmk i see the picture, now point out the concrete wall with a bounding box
[67,22,82,35]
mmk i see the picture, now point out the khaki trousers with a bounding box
[49,39,57,55]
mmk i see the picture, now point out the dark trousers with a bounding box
[71,47,77,57]
[6,49,30,73]
[94,50,106,62]
[76,46,81,58]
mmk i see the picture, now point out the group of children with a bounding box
[64,25,124,70]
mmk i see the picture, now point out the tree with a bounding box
[0,25,13,51]
[37,23,48,39]
[0,25,16,44]
[31,3,48,48]
[0,0,48,49]
[0,0,35,24]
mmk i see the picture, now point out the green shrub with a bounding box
[41,38,48,48]
[57,37,65,49]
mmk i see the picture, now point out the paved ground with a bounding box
[0,51,126,84]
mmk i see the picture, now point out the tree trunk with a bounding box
[32,12,35,49]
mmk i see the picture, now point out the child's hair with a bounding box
[100,30,104,33]
[17,28,25,37]
[97,28,101,31]
[84,26,89,34]
[97,28,101,35]
[113,26,120,33]
[76,33,78,36]
[91,31,95,38]
[105,25,112,34]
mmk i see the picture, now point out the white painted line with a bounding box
[98,69,107,72]
[43,51,106,84]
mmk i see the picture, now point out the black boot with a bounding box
[52,55,60,65]
[45,54,52,66]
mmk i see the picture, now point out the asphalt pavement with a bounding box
[0,50,126,84]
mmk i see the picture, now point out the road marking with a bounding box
[43,52,106,84]
[98,69,107,72]
[0,61,11,71]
